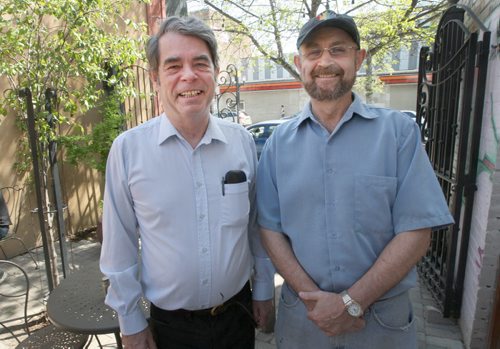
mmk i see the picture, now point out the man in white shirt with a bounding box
[100,16,275,349]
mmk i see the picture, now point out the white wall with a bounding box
[240,82,418,123]
[457,1,500,348]
[240,88,309,122]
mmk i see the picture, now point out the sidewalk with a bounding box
[0,239,464,348]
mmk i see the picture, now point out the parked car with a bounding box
[400,110,429,143]
[215,110,253,126]
[246,119,288,158]
[400,110,417,122]
[400,110,417,121]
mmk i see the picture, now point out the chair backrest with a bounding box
[0,260,30,335]
[0,186,25,235]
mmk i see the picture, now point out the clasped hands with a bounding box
[299,290,366,337]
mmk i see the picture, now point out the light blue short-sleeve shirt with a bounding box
[257,94,454,298]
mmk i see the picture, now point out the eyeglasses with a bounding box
[302,45,358,60]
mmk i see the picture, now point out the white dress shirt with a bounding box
[100,114,275,335]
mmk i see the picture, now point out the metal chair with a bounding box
[0,260,89,348]
[0,186,38,268]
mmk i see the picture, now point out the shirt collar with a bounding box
[200,116,228,145]
[293,93,379,129]
[158,114,228,146]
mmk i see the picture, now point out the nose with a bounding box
[180,65,198,81]
[317,49,336,65]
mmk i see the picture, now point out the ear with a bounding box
[149,70,160,91]
[355,49,367,71]
[293,54,302,71]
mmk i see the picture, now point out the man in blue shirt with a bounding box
[256,10,454,349]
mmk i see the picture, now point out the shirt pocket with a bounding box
[354,174,397,234]
[221,181,250,228]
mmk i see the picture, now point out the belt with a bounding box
[151,281,251,319]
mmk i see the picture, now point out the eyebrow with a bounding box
[161,54,212,66]
[193,54,212,63]
[304,39,348,48]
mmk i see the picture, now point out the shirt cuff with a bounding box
[252,256,275,300]
[117,307,149,336]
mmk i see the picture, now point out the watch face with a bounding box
[347,303,363,317]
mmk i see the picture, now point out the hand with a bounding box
[122,326,157,349]
[299,290,365,337]
[253,299,275,333]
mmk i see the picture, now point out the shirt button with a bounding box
[201,247,208,253]
[334,265,341,271]
[199,214,205,220]
[196,182,202,188]
[327,168,334,174]
[202,279,208,285]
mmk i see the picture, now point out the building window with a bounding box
[277,64,284,79]
[252,58,259,81]
[265,64,271,79]
[408,42,419,70]
[241,58,249,83]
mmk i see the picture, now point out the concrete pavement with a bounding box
[0,239,464,348]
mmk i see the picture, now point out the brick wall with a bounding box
[458,1,500,348]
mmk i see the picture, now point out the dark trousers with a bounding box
[150,282,255,349]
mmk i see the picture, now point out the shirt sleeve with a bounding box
[246,132,275,301]
[256,131,282,233]
[99,136,148,335]
[392,121,454,233]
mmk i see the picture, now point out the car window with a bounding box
[249,126,265,139]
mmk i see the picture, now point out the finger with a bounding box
[303,299,317,311]
[353,318,366,330]
[298,291,321,301]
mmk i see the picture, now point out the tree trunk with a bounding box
[42,170,60,287]
[166,0,187,17]
[364,52,374,104]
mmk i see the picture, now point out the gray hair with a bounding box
[146,16,219,72]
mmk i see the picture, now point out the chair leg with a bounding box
[84,335,95,349]
[0,237,39,269]
[0,321,22,344]
[95,334,104,349]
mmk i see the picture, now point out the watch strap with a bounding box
[340,290,363,317]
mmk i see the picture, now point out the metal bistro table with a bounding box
[46,261,149,348]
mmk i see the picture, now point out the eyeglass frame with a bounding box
[300,45,359,60]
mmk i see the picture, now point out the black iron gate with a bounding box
[416,5,490,317]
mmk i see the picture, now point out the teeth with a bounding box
[179,90,202,97]
[317,74,338,78]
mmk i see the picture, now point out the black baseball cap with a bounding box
[296,10,360,49]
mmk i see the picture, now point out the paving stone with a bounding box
[426,325,463,340]
[416,317,425,333]
[425,305,458,326]
[426,345,447,349]
[426,335,465,349]
[418,340,428,349]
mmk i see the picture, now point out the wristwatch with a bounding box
[340,291,363,317]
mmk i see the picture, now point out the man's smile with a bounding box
[178,90,203,98]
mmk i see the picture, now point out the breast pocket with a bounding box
[354,174,397,234]
[221,181,250,228]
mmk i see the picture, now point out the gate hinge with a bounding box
[464,183,478,196]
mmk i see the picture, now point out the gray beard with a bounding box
[304,75,356,101]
